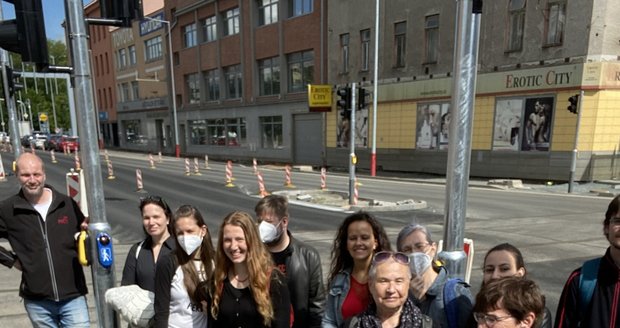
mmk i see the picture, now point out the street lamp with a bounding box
[143,16,180,158]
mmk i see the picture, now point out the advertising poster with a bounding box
[520,97,554,151]
[337,108,368,148]
[416,103,450,150]
[492,99,523,151]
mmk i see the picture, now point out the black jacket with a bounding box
[0,186,88,301]
[555,248,620,328]
[121,236,176,292]
[275,233,325,328]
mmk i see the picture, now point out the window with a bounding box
[360,29,371,71]
[289,0,312,17]
[183,23,198,47]
[204,69,220,101]
[224,65,242,99]
[203,16,217,42]
[260,116,283,148]
[145,36,163,61]
[394,22,406,67]
[223,7,240,36]
[287,50,314,93]
[340,34,349,74]
[123,120,142,144]
[128,45,137,65]
[259,0,278,26]
[131,81,139,100]
[424,15,439,63]
[507,0,526,51]
[118,48,127,69]
[258,57,280,96]
[189,120,208,145]
[545,1,565,46]
[185,73,201,104]
[206,118,246,146]
[120,83,131,102]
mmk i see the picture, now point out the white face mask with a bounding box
[259,221,282,244]
[408,252,432,276]
[177,234,202,256]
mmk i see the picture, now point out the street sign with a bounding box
[39,113,48,122]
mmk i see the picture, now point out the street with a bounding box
[0,149,613,325]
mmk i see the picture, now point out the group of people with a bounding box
[0,152,619,328]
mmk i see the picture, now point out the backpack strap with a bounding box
[578,257,601,309]
[443,278,461,328]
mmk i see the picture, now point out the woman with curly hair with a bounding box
[322,212,391,328]
[211,211,291,328]
[153,205,215,327]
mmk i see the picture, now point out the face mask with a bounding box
[408,252,432,276]
[259,221,282,244]
[177,234,202,256]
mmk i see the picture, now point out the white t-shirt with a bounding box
[32,189,53,222]
[168,263,208,328]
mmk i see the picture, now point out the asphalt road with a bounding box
[0,149,614,325]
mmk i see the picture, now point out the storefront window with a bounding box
[206,118,246,146]
[260,116,283,149]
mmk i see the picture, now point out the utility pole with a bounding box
[439,0,482,280]
[568,90,584,193]
[0,5,21,158]
[65,0,116,326]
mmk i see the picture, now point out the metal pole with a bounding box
[0,6,21,158]
[27,99,33,131]
[568,89,584,193]
[370,0,380,176]
[0,99,4,133]
[51,56,59,95]
[438,0,481,280]
[349,83,357,205]
[50,83,58,132]
[65,0,116,327]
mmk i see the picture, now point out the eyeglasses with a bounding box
[473,313,513,326]
[139,195,170,212]
[373,251,410,265]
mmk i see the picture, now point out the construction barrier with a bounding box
[257,171,269,197]
[136,169,144,192]
[106,158,116,180]
[74,149,81,171]
[225,160,235,187]
[253,158,258,175]
[66,169,80,205]
[0,154,6,182]
[149,153,156,169]
[78,170,89,217]
[204,155,209,169]
[184,158,190,176]
[193,158,201,175]
[284,164,295,188]
[320,167,327,190]
[50,149,57,163]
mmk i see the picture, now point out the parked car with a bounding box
[31,134,49,150]
[47,134,64,151]
[59,136,79,152]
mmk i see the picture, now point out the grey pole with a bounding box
[349,83,357,205]
[370,0,380,176]
[65,0,116,327]
[568,90,584,193]
[0,6,21,158]
[438,0,481,279]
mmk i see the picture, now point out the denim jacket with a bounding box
[322,268,352,328]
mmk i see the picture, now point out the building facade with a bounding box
[327,0,620,181]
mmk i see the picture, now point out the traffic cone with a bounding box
[136,169,146,193]
[253,158,258,175]
[193,158,201,176]
[257,171,269,197]
[106,158,116,180]
[320,167,327,190]
[225,160,235,187]
[50,149,57,164]
[149,153,156,169]
[184,158,191,176]
[204,155,210,170]
[284,164,295,188]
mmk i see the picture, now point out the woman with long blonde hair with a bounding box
[211,211,290,328]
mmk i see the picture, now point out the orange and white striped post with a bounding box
[104,149,110,162]
[50,149,57,164]
[184,158,191,176]
[252,158,258,175]
[193,158,201,175]
[284,164,295,188]
[106,159,116,180]
[136,169,144,192]
[149,153,156,169]
[257,171,269,197]
[74,149,81,171]
[0,154,7,182]
[158,151,163,163]
[320,167,327,190]
[204,155,209,170]
[225,160,235,187]
[353,178,359,205]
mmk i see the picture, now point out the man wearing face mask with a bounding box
[396,223,473,328]
[255,195,325,328]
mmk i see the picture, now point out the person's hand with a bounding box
[409,275,427,300]
[201,300,209,313]
[13,259,22,271]
[81,217,89,231]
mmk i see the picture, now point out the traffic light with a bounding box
[358,88,369,110]
[0,0,49,70]
[567,94,579,114]
[337,87,351,110]
[100,0,144,27]
[5,66,23,96]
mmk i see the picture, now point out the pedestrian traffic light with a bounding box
[358,88,369,110]
[567,94,579,114]
[100,0,144,27]
[337,87,351,110]
[5,66,23,96]
[0,0,49,71]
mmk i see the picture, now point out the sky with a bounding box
[1,0,92,42]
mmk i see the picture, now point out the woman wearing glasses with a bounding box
[473,277,544,328]
[481,243,552,328]
[210,211,291,328]
[153,205,215,327]
[322,212,391,328]
[121,195,176,293]
[396,223,473,328]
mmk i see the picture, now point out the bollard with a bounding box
[284,164,295,188]
[50,149,57,164]
[193,158,201,175]
[106,159,116,180]
[184,158,191,176]
[158,151,163,163]
[74,149,81,171]
[149,153,156,169]
[225,160,235,187]
[204,155,209,170]
[320,167,327,190]
[353,178,359,205]
[257,171,269,197]
[136,169,145,192]
[253,158,258,175]
[104,149,110,162]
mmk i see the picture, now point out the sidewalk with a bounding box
[0,241,134,327]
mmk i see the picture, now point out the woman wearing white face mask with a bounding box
[396,223,473,328]
[153,205,216,328]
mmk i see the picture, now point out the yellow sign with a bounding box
[307,84,332,108]
[39,113,48,122]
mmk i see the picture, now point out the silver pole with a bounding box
[439,0,481,279]
[0,99,4,133]
[349,83,357,205]
[65,0,116,327]
[568,90,584,192]
[27,99,33,131]
[0,6,21,158]
[371,0,380,176]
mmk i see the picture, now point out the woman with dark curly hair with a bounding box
[322,212,391,328]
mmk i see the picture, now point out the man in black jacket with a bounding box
[0,153,90,327]
[255,195,325,328]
